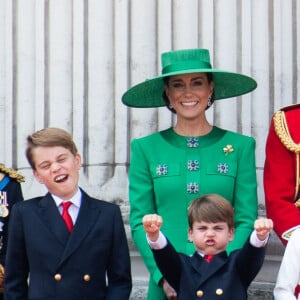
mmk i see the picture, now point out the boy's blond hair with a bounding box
[26,127,78,170]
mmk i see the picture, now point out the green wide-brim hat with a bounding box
[122,48,257,108]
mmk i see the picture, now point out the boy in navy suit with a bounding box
[143,194,273,300]
[4,127,132,300]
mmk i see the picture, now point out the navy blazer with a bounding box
[153,238,265,300]
[4,189,132,300]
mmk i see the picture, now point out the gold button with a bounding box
[216,288,223,295]
[83,274,91,282]
[196,290,204,297]
[54,274,62,281]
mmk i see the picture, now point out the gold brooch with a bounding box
[223,144,234,155]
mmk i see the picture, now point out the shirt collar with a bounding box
[198,251,205,258]
[52,188,82,208]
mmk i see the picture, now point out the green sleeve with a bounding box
[129,139,163,284]
[227,137,258,253]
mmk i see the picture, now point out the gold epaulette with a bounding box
[0,164,25,183]
[282,230,294,240]
[273,110,300,153]
[282,225,300,241]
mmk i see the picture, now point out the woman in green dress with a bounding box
[122,48,258,300]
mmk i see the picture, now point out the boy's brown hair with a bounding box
[26,127,78,170]
[188,194,234,229]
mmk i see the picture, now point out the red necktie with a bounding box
[61,201,73,232]
[204,255,214,263]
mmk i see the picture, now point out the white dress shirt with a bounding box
[52,188,82,225]
[274,228,300,300]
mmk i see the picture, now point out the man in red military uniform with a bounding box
[264,103,300,298]
[264,103,300,244]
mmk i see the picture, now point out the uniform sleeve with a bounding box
[227,136,258,253]
[129,139,163,285]
[0,180,24,266]
[264,119,300,245]
[274,229,300,299]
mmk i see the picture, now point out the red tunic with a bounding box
[264,104,300,245]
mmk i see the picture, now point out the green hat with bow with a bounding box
[122,48,257,108]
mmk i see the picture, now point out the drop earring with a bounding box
[207,96,212,107]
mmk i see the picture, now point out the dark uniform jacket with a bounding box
[0,166,24,266]
[0,164,24,298]
[152,238,265,300]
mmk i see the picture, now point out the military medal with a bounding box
[0,192,9,217]
[0,205,8,218]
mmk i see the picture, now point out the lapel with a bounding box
[39,193,69,244]
[39,190,102,266]
[191,251,228,286]
[59,191,101,264]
